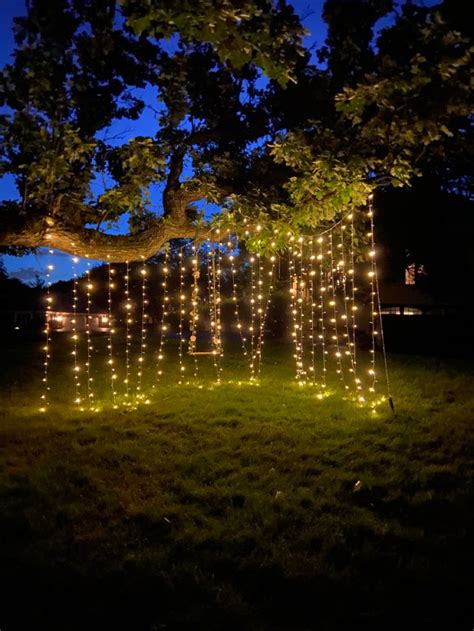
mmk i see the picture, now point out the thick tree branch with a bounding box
[162,127,243,223]
[163,150,190,224]
[0,217,213,262]
[0,161,236,261]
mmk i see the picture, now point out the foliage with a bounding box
[123,0,306,86]
[0,1,304,238]
[0,0,472,259]
[335,3,473,185]
[241,1,473,248]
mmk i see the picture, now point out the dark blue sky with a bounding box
[0,1,327,282]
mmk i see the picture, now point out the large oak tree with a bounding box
[0,0,472,261]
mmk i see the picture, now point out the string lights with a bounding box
[328,231,347,389]
[348,213,362,395]
[206,246,223,383]
[215,239,224,381]
[85,258,95,409]
[188,244,201,380]
[178,249,186,384]
[248,252,257,380]
[156,250,169,383]
[297,237,307,385]
[254,254,275,378]
[40,252,54,412]
[289,240,300,382]
[289,237,308,385]
[123,260,132,401]
[35,203,391,413]
[368,194,393,411]
[317,236,327,395]
[228,235,274,379]
[71,257,82,407]
[338,222,359,392]
[254,253,264,376]
[229,243,248,359]
[137,257,148,398]
[308,240,317,385]
[107,258,118,407]
[367,208,377,404]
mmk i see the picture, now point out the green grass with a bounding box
[0,337,473,629]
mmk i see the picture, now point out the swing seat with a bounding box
[188,350,218,356]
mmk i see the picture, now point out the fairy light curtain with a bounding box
[39,250,54,412]
[39,200,392,413]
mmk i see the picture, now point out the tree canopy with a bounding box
[0,0,472,261]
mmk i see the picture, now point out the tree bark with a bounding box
[0,217,214,262]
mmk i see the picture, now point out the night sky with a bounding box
[0,1,327,283]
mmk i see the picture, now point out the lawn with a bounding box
[0,336,473,630]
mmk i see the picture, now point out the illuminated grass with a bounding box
[0,338,473,629]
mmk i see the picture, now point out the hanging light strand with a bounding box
[290,240,305,383]
[367,204,378,402]
[308,239,317,385]
[40,255,54,412]
[249,253,257,380]
[106,259,118,407]
[229,246,248,360]
[71,257,82,407]
[368,195,393,411]
[207,247,221,383]
[189,244,200,380]
[297,237,307,385]
[317,237,327,394]
[189,244,201,381]
[137,257,148,398]
[289,242,299,381]
[255,254,276,379]
[124,261,132,401]
[348,212,361,394]
[85,259,95,408]
[339,222,359,392]
[328,231,347,389]
[254,253,264,377]
[178,249,186,384]
[206,249,216,377]
[216,238,223,382]
[156,250,169,383]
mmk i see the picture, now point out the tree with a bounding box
[265,0,473,247]
[0,0,306,260]
[0,0,472,262]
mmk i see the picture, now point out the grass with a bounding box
[0,335,473,629]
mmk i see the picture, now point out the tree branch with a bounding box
[162,126,245,222]
[0,216,214,262]
[163,148,187,222]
